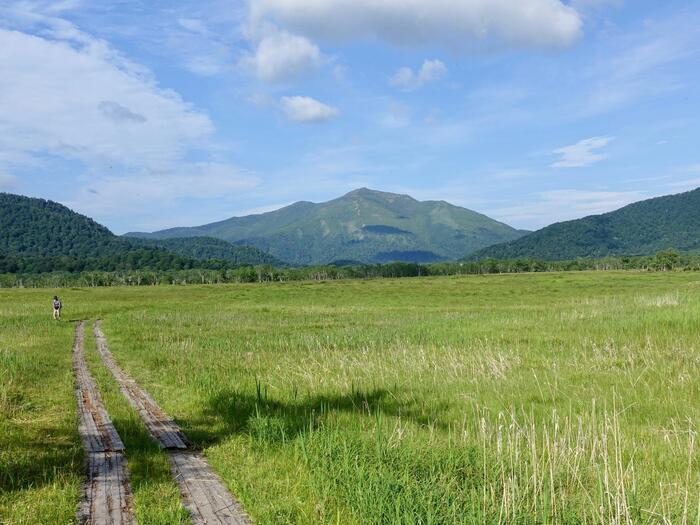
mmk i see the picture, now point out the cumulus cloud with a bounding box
[281,96,339,123]
[0,27,213,170]
[241,29,322,82]
[249,0,582,50]
[98,101,147,124]
[551,136,614,168]
[390,59,447,90]
[0,14,258,224]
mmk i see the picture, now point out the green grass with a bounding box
[1,272,699,524]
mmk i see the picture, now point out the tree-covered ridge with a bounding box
[126,237,285,266]
[0,249,241,274]
[0,193,283,268]
[468,187,700,261]
[0,192,123,257]
[126,188,528,265]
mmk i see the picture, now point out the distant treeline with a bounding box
[0,249,243,275]
[0,249,693,288]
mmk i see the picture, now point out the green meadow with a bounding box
[1,271,698,524]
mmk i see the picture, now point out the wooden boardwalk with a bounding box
[93,321,252,525]
[73,322,136,525]
[93,321,188,450]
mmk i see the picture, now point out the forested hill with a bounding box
[468,188,700,260]
[0,192,123,257]
[0,193,282,268]
[126,188,528,265]
[129,237,285,266]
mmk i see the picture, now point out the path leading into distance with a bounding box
[93,321,252,525]
[72,321,136,525]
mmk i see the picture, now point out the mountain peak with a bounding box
[127,187,525,265]
[344,187,417,202]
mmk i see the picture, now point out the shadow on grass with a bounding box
[107,413,191,524]
[186,386,453,447]
[0,426,82,493]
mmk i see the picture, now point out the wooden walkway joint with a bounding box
[93,321,252,525]
[73,321,136,525]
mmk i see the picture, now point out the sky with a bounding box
[1,0,699,234]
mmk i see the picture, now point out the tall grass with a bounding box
[1,272,699,523]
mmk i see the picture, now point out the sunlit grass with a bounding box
[1,272,699,524]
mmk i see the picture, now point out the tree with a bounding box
[654,248,680,271]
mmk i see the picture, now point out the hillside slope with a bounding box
[0,193,280,266]
[0,192,122,257]
[469,188,700,260]
[126,188,527,265]
[129,237,285,266]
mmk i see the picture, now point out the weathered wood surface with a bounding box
[73,322,136,525]
[93,321,252,525]
[93,320,189,450]
[77,451,136,525]
[74,321,125,453]
[169,451,252,525]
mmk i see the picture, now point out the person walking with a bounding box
[52,296,62,320]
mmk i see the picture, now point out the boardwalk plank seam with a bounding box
[73,321,136,525]
[93,321,252,525]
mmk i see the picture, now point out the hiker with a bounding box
[52,296,62,320]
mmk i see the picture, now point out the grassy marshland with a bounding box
[1,272,699,524]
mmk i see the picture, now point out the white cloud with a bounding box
[0,171,17,190]
[551,136,614,168]
[249,0,582,50]
[390,59,447,90]
[241,29,322,82]
[0,13,259,224]
[0,27,213,171]
[281,96,339,123]
[98,101,148,124]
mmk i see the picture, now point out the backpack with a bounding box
[53,299,61,309]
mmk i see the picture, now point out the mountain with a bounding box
[129,237,285,266]
[468,188,700,261]
[0,193,281,266]
[0,192,123,257]
[125,188,528,265]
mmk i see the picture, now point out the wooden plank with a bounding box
[93,321,189,450]
[93,321,252,525]
[168,451,252,525]
[72,322,136,525]
[73,321,125,453]
[78,452,136,525]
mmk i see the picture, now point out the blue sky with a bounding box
[1,0,699,233]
